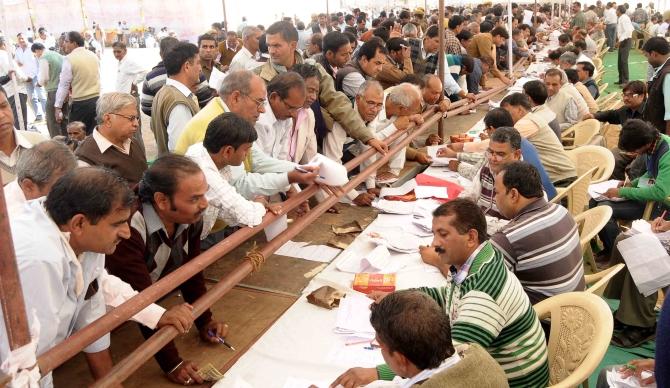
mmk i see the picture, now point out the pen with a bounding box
[662,210,668,220]
[295,166,325,179]
[207,329,236,351]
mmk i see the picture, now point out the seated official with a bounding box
[76,92,148,187]
[3,140,77,212]
[584,80,647,180]
[565,68,598,114]
[186,112,318,239]
[501,93,577,187]
[544,69,582,130]
[592,119,670,257]
[105,155,227,385]
[491,161,585,304]
[522,80,561,138]
[0,168,194,386]
[332,290,508,388]
[449,109,558,201]
[335,199,549,387]
[286,64,319,164]
[254,72,306,160]
[460,126,556,219]
[576,61,599,99]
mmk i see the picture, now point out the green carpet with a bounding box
[599,48,650,96]
[586,299,657,387]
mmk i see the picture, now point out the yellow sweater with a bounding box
[67,47,100,101]
[174,97,227,155]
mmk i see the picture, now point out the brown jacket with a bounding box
[254,52,375,143]
[218,39,242,66]
[376,54,414,89]
[415,344,509,388]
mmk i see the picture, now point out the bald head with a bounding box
[422,74,443,105]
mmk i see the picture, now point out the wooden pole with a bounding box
[326,0,329,17]
[437,0,445,139]
[507,0,513,79]
[222,0,228,32]
[79,0,89,31]
[24,0,36,35]
[0,175,31,352]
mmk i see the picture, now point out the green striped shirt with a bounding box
[419,241,549,388]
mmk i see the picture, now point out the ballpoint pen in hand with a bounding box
[295,166,325,179]
[207,329,236,351]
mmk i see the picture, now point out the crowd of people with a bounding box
[0,1,670,387]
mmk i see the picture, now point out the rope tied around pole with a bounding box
[244,244,265,273]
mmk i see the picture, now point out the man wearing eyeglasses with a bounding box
[254,72,306,160]
[76,92,147,187]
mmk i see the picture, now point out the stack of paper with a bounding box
[379,180,416,198]
[333,294,375,336]
[373,199,416,214]
[414,185,449,199]
[308,153,349,186]
[411,199,442,234]
[426,145,457,167]
[335,245,392,273]
[617,233,670,296]
[366,227,420,253]
[281,377,330,388]
[588,180,625,202]
[275,240,342,262]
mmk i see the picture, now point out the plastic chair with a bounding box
[573,206,614,273]
[598,83,608,95]
[535,292,614,388]
[566,146,615,183]
[585,263,625,296]
[551,167,597,217]
[600,124,622,150]
[592,57,603,72]
[596,92,618,110]
[561,119,601,150]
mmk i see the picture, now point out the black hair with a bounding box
[424,25,440,38]
[370,290,454,371]
[204,112,258,153]
[577,61,595,77]
[433,198,489,242]
[198,33,218,46]
[163,42,199,76]
[449,15,465,29]
[558,33,572,44]
[356,38,388,62]
[322,31,350,55]
[490,126,522,150]
[159,36,179,59]
[564,68,579,83]
[266,71,305,99]
[138,154,202,204]
[30,42,45,52]
[499,161,544,198]
[460,54,474,73]
[491,26,509,39]
[66,31,85,47]
[372,27,390,42]
[345,14,354,23]
[46,167,136,226]
[484,108,515,129]
[386,37,408,52]
[618,119,659,152]
[266,21,299,43]
[522,80,548,105]
[343,31,358,46]
[501,92,532,111]
[480,20,494,33]
[643,36,670,55]
[456,29,473,41]
[622,80,647,95]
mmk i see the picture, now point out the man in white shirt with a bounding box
[112,41,146,95]
[229,26,262,72]
[254,71,306,160]
[1,167,194,386]
[15,33,46,122]
[84,30,102,59]
[35,27,57,50]
[617,4,635,84]
[3,140,76,212]
[0,89,47,184]
[604,3,619,51]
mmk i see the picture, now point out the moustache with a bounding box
[434,246,446,254]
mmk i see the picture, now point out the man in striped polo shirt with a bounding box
[492,161,585,304]
[333,199,549,387]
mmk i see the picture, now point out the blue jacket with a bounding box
[521,138,558,199]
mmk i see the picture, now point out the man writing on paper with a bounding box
[592,119,670,265]
[331,199,549,388]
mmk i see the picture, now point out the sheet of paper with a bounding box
[281,377,330,388]
[335,245,392,273]
[631,219,670,241]
[275,240,342,263]
[372,199,416,215]
[606,367,657,388]
[326,343,385,368]
[380,179,417,198]
[333,293,376,336]
[209,66,226,91]
[308,154,349,186]
[366,227,420,253]
[588,180,624,201]
[264,214,287,241]
[617,233,670,296]
[414,185,448,199]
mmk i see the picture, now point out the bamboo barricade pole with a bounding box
[92,109,446,388]
[507,0,514,80]
[436,0,445,139]
[0,175,31,352]
[37,80,511,379]
[222,0,228,32]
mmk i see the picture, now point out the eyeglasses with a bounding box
[110,112,140,122]
[281,98,303,113]
[485,149,512,161]
[243,94,266,109]
[622,93,640,98]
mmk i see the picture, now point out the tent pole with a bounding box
[221,0,228,31]
[437,0,445,139]
[507,0,513,79]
